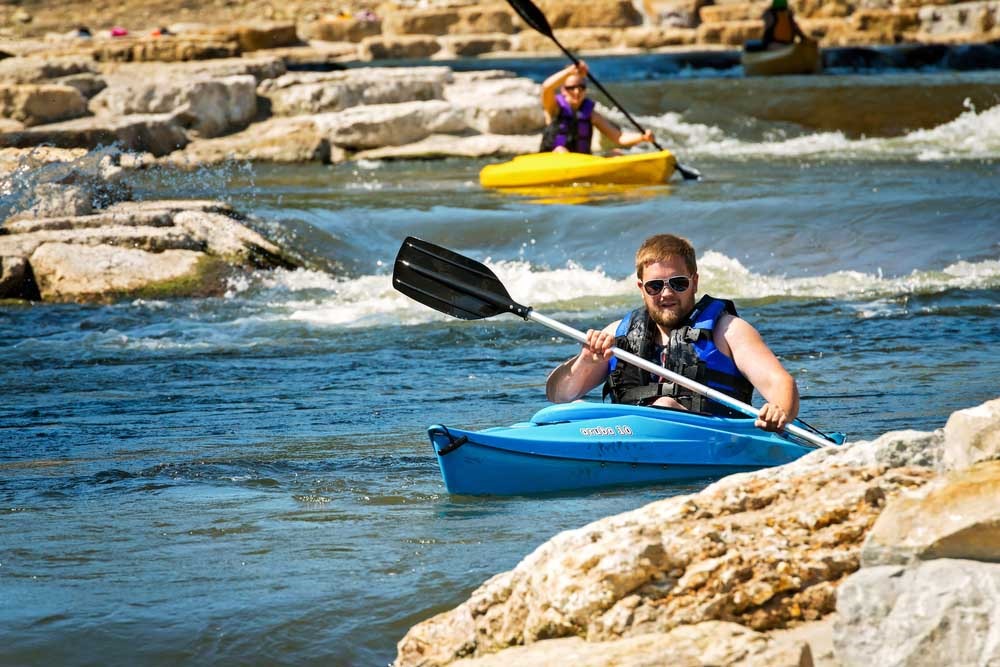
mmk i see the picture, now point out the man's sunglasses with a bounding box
[563,84,586,91]
[641,276,692,295]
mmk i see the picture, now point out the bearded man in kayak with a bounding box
[540,61,654,154]
[545,234,799,432]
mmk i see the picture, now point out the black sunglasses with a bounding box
[563,84,586,91]
[642,276,691,295]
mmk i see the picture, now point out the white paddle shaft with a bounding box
[528,310,835,449]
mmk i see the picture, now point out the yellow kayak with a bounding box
[480,150,677,188]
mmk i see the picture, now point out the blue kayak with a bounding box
[428,402,844,495]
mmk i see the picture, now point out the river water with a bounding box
[2,62,999,666]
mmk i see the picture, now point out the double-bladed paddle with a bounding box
[506,0,702,181]
[393,236,837,449]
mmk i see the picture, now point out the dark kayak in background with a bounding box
[743,40,823,76]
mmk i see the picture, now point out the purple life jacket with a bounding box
[540,94,595,154]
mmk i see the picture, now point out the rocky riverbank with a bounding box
[394,398,1000,667]
[0,147,301,302]
[4,0,1000,60]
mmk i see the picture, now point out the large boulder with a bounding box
[298,16,383,42]
[201,22,299,52]
[860,460,1000,566]
[91,37,241,63]
[437,34,513,57]
[835,559,1000,667]
[444,74,543,135]
[394,464,933,666]
[532,0,644,28]
[0,56,95,84]
[942,397,1000,470]
[0,200,299,302]
[259,67,450,116]
[89,74,257,138]
[623,26,699,47]
[448,621,810,667]
[0,113,188,156]
[918,0,1000,40]
[313,100,468,149]
[0,84,88,126]
[696,19,763,44]
[358,35,442,60]
[354,133,539,160]
[164,116,338,165]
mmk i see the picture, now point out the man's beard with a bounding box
[648,301,692,330]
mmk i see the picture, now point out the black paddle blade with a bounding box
[506,0,553,37]
[393,237,531,321]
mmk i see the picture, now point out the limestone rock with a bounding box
[354,133,539,160]
[532,0,644,28]
[515,28,625,52]
[0,84,88,126]
[299,16,383,43]
[54,73,107,99]
[700,2,768,23]
[89,74,257,138]
[91,37,241,63]
[622,26,699,47]
[697,19,763,44]
[314,100,468,150]
[98,56,286,85]
[437,34,513,58]
[29,243,210,301]
[165,116,337,165]
[382,4,515,36]
[447,621,810,667]
[861,460,1000,566]
[394,464,933,666]
[942,397,1000,470]
[358,35,442,60]
[0,200,299,302]
[918,0,1000,38]
[202,22,299,52]
[0,113,188,156]
[642,0,712,28]
[443,76,542,135]
[259,67,449,116]
[0,56,95,84]
[834,559,1000,667]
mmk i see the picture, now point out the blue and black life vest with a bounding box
[603,295,755,415]
[540,94,594,154]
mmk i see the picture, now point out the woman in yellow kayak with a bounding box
[540,61,655,154]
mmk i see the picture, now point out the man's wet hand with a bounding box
[755,403,788,431]
[581,329,614,364]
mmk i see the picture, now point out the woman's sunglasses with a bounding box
[563,84,586,92]
[641,276,691,295]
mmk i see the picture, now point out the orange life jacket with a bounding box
[773,11,794,43]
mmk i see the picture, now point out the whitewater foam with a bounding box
[627,102,1000,161]
[243,253,1000,328]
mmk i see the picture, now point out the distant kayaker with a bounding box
[540,61,654,154]
[545,234,799,432]
[751,0,807,51]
